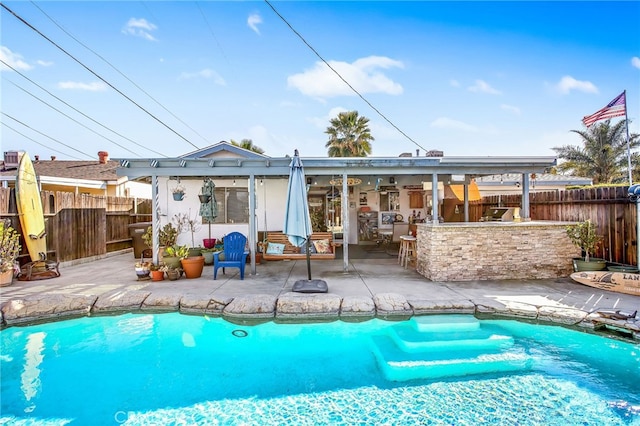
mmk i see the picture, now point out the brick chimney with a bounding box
[98,151,109,164]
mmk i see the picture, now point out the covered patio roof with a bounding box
[116,155,557,180]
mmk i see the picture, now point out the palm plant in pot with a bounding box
[566,219,606,271]
[0,220,21,286]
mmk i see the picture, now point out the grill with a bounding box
[480,207,518,222]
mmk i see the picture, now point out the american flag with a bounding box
[582,92,626,127]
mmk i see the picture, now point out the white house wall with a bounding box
[157,176,290,247]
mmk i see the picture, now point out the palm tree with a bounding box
[325,111,374,157]
[552,120,639,184]
[230,139,265,154]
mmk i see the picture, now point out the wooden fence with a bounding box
[0,188,151,263]
[470,186,636,265]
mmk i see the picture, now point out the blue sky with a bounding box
[1,1,639,161]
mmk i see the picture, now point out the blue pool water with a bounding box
[1,313,639,425]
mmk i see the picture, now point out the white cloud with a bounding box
[500,104,521,115]
[248,13,262,35]
[57,81,107,91]
[430,117,479,132]
[0,46,32,72]
[36,60,53,67]
[288,56,404,98]
[555,75,598,94]
[309,106,348,128]
[632,56,640,69]
[449,79,460,88]
[178,68,226,85]
[468,79,501,95]
[122,18,157,41]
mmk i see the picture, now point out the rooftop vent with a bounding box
[425,150,444,157]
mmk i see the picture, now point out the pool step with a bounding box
[372,315,532,381]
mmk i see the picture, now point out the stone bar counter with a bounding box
[415,221,580,281]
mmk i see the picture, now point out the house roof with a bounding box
[0,159,119,181]
[179,141,269,160]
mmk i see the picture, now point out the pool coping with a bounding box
[1,252,639,340]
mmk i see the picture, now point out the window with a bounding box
[203,187,249,224]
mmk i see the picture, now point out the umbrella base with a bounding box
[293,279,328,293]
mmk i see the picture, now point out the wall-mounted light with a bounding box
[389,177,396,184]
[454,205,460,214]
[306,177,313,185]
[260,179,264,186]
[233,179,236,186]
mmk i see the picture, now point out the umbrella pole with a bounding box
[306,237,312,280]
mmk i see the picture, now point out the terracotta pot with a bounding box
[181,256,205,279]
[150,270,164,281]
[0,269,13,287]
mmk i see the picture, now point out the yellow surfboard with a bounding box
[16,153,47,262]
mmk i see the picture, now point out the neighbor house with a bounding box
[0,150,151,198]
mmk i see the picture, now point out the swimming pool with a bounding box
[1,314,639,425]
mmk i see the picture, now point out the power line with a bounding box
[2,112,95,158]
[195,1,230,66]
[1,122,85,160]
[30,0,212,146]
[5,78,144,157]
[1,2,201,151]
[264,0,427,152]
[1,59,167,157]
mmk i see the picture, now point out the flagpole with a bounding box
[624,90,633,185]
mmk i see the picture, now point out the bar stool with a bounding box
[399,235,417,269]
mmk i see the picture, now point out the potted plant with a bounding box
[142,223,179,261]
[173,242,204,279]
[172,185,185,201]
[0,220,21,286]
[165,265,182,281]
[162,244,186,269]
[150,263,165,281]
[201,247,217,265]
[173,211,202,256]
[135,257,152,280]
[566,219,606,271]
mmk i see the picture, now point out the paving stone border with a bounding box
[1,291,638,340]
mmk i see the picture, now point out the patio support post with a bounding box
[463,183,469,222]
[152,174,159,264]
[521,173,530,220]
[249,173,256,274]
[431,173,439,223]
[342,172,349,272]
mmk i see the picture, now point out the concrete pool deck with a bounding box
[1,251,639,339]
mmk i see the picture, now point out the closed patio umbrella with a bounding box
[283,149,328,293]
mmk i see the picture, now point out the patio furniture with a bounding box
[213,232,249,280]
[398,235,417,269]
[262,232,336,261]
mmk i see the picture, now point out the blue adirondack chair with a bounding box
[213,232,249,280]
